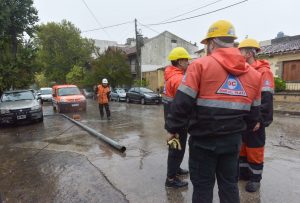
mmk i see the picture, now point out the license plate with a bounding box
[72,103,79,107]
[17,115,26,120]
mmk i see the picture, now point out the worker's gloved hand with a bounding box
[167,134,182,150]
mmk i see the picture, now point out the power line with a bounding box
[159,0,225,23]
[146,0,248,26]
[82,21,133,33]
[138,21,192,43]
[138,22,161,35]
[81,0,110,38]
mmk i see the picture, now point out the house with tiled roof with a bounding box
[141,31,198,91]
[259,35,300,91]
[113,31,198,91]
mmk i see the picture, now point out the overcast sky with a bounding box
[33,0,299,48]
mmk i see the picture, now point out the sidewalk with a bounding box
[274,101,300,115]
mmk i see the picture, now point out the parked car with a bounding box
[110,88,127,102]
[39,87,53,103]
[52,85,86,113]
[82,88,94,99]
[29,89,39,98]
[0,90,43,125]
[126,87,161,104]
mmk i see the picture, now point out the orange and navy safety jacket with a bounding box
[251,60,274,127]
[97,84,110,104]
[163,65,185,121]
[165,48,262,137]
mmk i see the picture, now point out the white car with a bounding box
[39,87,53,103]
[110,88,127,102]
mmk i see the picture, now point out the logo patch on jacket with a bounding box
[217,74,247,96]
[264,80,270,87]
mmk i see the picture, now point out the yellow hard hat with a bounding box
[238,38,260,51]
[168,47,192,61]
[201,20,237,44]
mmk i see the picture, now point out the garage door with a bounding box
[283,60,300,82]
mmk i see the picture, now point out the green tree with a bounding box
[0,0,38,58]
[134,78,149,87]
[66,65,85,87]
[90,49,132,88]
[0,0,38,92]
[34,72,49,88]
[274,77,286,92]
[36,20,94,84]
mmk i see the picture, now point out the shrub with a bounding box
[274,77,286,92]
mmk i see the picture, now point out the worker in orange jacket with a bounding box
[238,38,275,192]
[163,47,191,188]
[97,78,111,120]
[165,20,262,202]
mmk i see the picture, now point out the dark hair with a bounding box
[242,47,257,57]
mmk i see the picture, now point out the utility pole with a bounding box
[134,19,142,84]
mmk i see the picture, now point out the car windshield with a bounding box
[40,89,52,95]
[58,87,80,96]
[1,91,34,102]
[140,88,153,93]
[116,89,125,93]
[84,88,93,93]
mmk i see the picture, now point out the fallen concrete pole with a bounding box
[61,114,126,153]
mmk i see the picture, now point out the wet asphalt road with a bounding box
[0,99,300,203]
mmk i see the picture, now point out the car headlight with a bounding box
[31,105,41,111]
[79,97,86,101]
[144,94,151,98]
[0,108,10,114]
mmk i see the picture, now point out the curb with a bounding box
[274,110,300,116]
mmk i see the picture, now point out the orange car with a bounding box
[52,85,86,113]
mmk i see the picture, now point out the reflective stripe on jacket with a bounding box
[97,84,110,104]
[165,48,262,137]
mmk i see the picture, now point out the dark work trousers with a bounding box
[189,135,241,203]
[239,126,266,182]
[167,129,188,178]
[164,101,188,178]
[99,103,110,118]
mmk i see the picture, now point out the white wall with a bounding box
[141,31,198,72]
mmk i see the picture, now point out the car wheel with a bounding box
[141,98,145,105]
[53,105,56,111]
[126,97,130,103]
[117,97,120,102]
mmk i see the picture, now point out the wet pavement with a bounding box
[0,99,300,202]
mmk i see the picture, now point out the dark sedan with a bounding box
[0,90,43,125]
[126,87,161,105]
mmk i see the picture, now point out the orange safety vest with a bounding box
[163,65,184,103]
[165,48,263,137]
[97,84,110,104]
